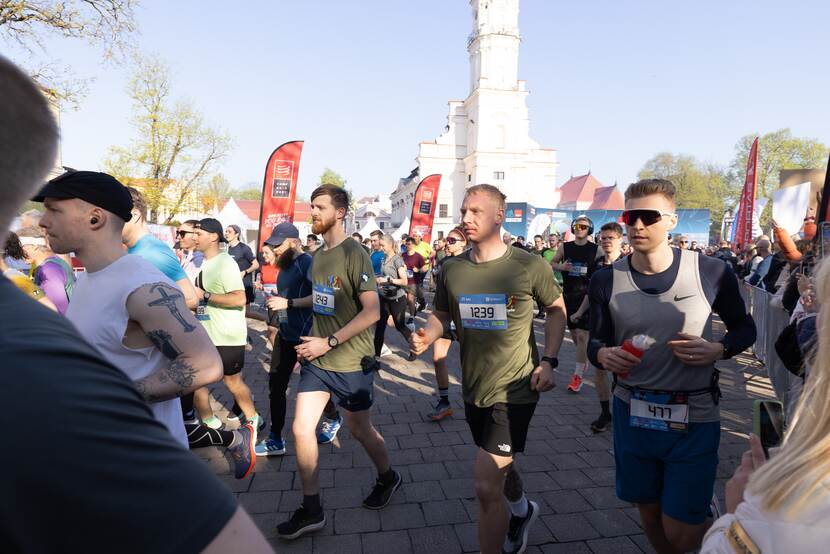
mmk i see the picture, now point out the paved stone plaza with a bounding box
[197,315,775,553]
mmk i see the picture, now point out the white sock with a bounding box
[573,363,586,378]
[508,494,529,518]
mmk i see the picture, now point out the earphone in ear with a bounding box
[90,217,99,225]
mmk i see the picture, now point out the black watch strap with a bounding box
[541,356,559,368]
[328,335,340,349]
[287,298,294,309]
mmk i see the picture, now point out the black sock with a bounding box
[600,400,610,416]
[379,468,396,484]
[303,494,321,514]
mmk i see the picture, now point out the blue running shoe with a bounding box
[228,423,256,479]
[255,434,286,457]
[317,414,343,444]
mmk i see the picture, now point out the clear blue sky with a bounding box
[7,0,830,199]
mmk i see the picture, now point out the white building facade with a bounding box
[391,0,558,237]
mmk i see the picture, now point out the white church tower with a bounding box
[391,0,558,237]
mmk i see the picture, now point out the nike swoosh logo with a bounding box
[674,294,695,301]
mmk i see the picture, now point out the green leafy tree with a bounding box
[319,168,345,188]
[0,1,139,105]
[728,129,828,198]
[638,152,729,238]
[105,55,232,223]
[199,173,232,212]
[236,187,263,201]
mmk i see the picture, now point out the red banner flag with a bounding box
[733,137,759,248]
[256,141,303,253]
[408,174,441,243]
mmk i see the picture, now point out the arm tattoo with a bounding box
[147,329,183,360]
[147,283,196,332]
[166,358,197,389]
[133,378,161,403]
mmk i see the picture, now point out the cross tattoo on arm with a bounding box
[148,283,196,332]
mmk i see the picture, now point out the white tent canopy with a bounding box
[527,213,552,239]
[358,216,381,237]
[391,217,410,240]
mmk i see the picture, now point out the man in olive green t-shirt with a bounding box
[411,185,567,554]
[277,185,400,541]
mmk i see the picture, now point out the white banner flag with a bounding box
[772,182,811,236]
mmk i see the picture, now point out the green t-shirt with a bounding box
[435,246,562,407]
[198,252,247,346]
[310,238,377,372]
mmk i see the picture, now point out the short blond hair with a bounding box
[624,178,676,205]
[0,56,59,234]
[465,184,506,210]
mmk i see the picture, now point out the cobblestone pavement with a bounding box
[197,314,775,553]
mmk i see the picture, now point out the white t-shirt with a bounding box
[67,255,188,447]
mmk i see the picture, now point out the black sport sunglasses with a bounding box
[621,209,675,227]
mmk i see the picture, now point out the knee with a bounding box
[292,418,316,441]
[347,419,372,442]
[663,521,702,552]
[474,478,503,507]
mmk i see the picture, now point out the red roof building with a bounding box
[589,185,625,210]
[557,173,603,211]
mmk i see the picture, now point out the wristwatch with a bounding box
[203,291,212,303]
[287,298,294,309]
[327,335,340,349]
[541,356,559,368]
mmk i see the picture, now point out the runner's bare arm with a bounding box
[267,294,312,310]
[196,287,247,308]
[410,310,450,355]
[176,276,199,309]
[127,282,223,403]
[542,295,567,358]
[550,244,570,272]
[381,266,409,287]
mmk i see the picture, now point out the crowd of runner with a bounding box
[3,55,830,554]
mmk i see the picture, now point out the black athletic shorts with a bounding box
[464,402,537,457]
[216,345,245,376]
[564,293,589,331]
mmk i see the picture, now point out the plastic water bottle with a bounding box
[271,289,288,324]
[619,334,653,380]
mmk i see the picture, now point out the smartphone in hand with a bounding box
[752,399,785,458]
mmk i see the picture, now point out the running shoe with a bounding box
[203,415,224,430]
[317,414,343,444]
[502,500,539,554]
[566,373,583,393]
[590,413,612,433]
[228,423,256,479]
[427,399,454,422]
[362,470,402,510]
[250,413,264,444]
[276,506,326,540]
[255,433,286,457]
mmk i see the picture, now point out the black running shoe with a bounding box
[276,506,326,540]
[362,470,402,510]
[590,412,612,433]
[502,500,538,554]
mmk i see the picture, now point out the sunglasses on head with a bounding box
[572,224,590,231]
[445,236,465,245]
[621,209,675,226]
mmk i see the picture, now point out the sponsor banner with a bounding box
[408,174,441,243]
[256,141,303,253]
[733,137,759,248]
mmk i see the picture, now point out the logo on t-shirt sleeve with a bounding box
[360,272,369,283]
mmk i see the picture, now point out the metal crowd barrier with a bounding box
[739,283,803,414]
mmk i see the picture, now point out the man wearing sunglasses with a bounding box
[177,220,204,284]
[551,215,600,393]
[587,179,756,554]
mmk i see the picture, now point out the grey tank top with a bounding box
[609,249,719,422]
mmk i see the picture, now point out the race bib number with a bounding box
[313,284,335,316]
[569,262,588,277]
[196,301,210,321]
[630,391,689,432]
[459,294,508,330]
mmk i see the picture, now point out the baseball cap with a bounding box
[264,222,300,246]
[197,218,227,243]
[32,170,134,221]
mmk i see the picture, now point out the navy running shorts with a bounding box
[298,362,374,412]
[612,396,720,525]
